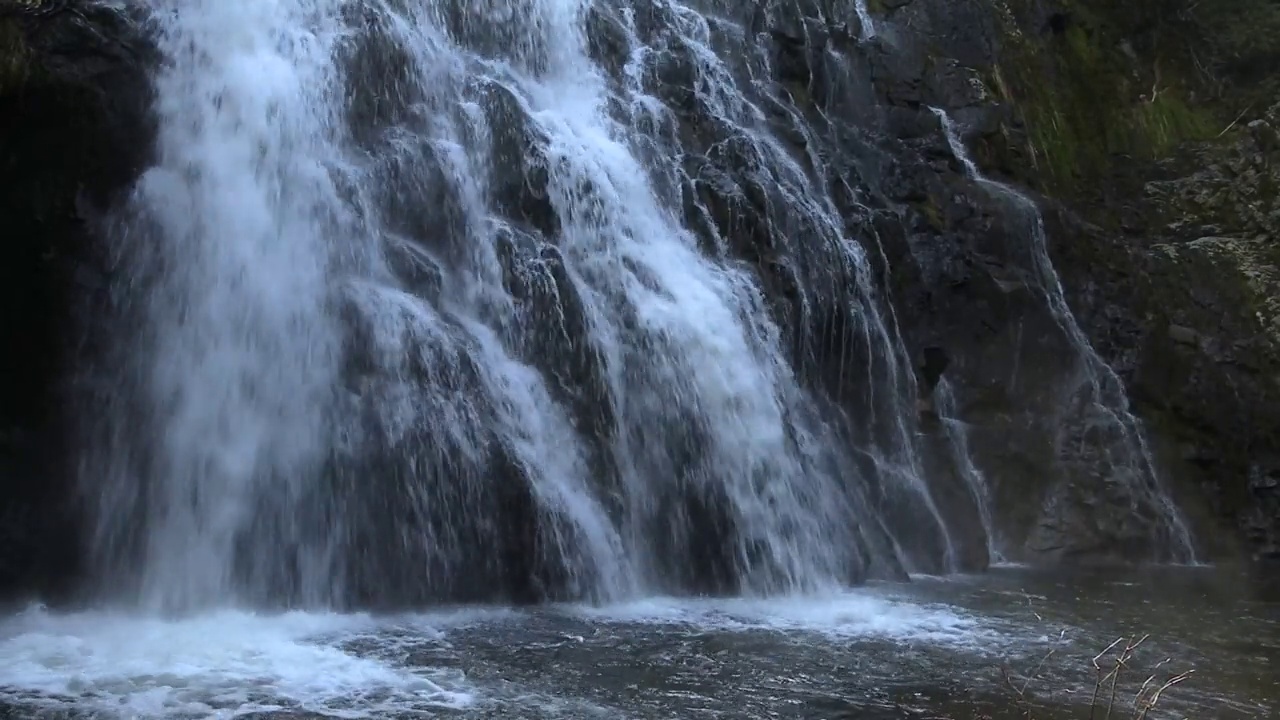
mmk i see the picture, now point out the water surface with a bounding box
[2,565,1274,719]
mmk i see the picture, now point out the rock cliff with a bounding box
[869,0,1280,563]
[936,0,1280,562]
[0,2,155,602]
[0,0,1275,603]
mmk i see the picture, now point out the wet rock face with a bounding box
[0,6,157,603]
[1121,104,1280,561]
[943,0,1280,562]
[845,0,1280,562]
[3,0,1277,606]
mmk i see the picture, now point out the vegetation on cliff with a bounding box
[1,18,31,92]
[977,0,1280,197]
[969,0,1280,561]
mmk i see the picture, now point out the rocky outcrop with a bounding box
[889,0,1280,561]
[0,3,156,603]
[765,0,1280,563]
[1126,109,1280,561]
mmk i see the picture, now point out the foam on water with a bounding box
[0,595,1017,718]
[567,591,1004,650]
[0,606,476,718]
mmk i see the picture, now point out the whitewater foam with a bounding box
[567,591,1005,650]
[0,606,476,718]
[0,589,1020,719]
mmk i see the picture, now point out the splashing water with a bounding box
[84,0,357,611]
[0,605,480,718]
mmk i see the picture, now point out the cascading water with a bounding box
[933,378,1002,563]
[854,0,876,37]
[931,107,1198,563]
[83,0,986,612]
[84,0,358,611]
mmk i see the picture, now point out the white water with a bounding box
[0,605,479,718]
[89,0,357,610]
[0,593,1001,719]
[569,592,1001,648]
[83,0,979,609]
[855,0,877,38]
[931,107,1198,562]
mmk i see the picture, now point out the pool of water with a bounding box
[1,565,1275,719]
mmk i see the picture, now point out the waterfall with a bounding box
[854,0,876,38]
[933,378,1002,563]
[81,0,991,611]
[931,107,1198,563]
[83,0,357,611]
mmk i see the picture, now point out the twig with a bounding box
[1218,101,1258,138]
[1108,635,1149,719]
[1134,656,1174,708]
[1135,670,1195,719]
[1002,632,1194,719]
[1089,637,1127,720]
[1021,648,1057,696]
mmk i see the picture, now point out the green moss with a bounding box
[989,1,1221,196]
[912,196,945,231]
[0,19,30,94]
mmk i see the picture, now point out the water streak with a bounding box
[934,378,1002,563]
[855,0,876,38]
[87,0,357,610]
[931,106,1197,563]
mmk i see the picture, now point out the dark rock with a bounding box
[1167,323,1200,347]
[0,4,157,603]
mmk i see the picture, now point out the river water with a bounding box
[2,565,1274,719]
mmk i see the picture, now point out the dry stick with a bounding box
[1020,648,1057,697]
[1134,657,1175,713]
[1107,635,1149,720]
[1001,646,1057,719]
[1218,101,1258,138]
[1090,638,1127,720]
[1135,670,1195,720]
[1087,636,1195,720]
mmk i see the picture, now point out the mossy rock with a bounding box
[980,0,1225,199]
[0,18,31,93]
[1153,237,1280,347]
